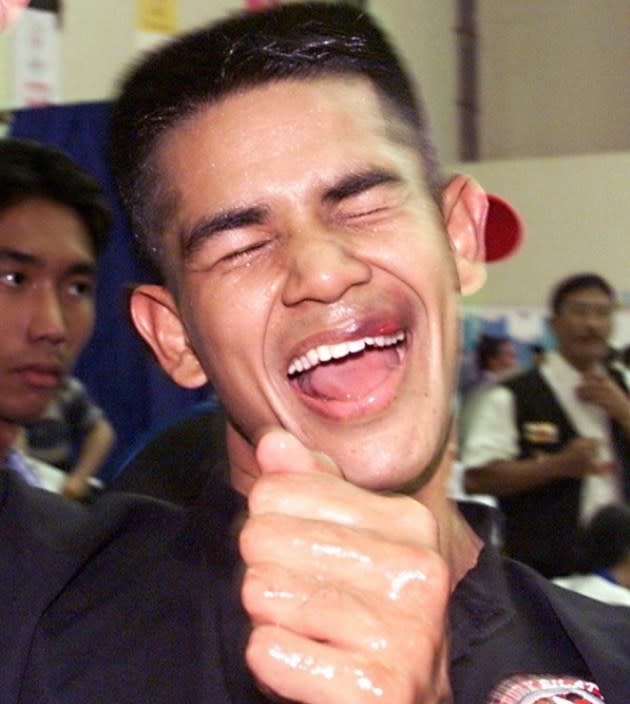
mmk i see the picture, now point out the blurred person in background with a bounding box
[554,503,630,607]
[463,273,630,578]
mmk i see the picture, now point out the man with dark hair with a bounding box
[463,272,630,578]
[549,273,615,316]
[554,503,630,606]
[475,334,518,379]
[1,5,627,704]
[0,138,113,499]
[0,138,110,258]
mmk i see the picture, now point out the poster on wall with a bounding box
[11,1,61,107]
[459,304,630,393]
[136,0,178,51]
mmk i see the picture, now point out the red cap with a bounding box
[484,194,524,263]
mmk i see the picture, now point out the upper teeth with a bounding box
[288,331,405,376]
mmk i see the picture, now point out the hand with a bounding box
[61,474,91,501]
[576,371,630,427]
[240,428,452,704]
[553,437,602,479]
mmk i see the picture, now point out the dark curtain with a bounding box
[9,101,209,480]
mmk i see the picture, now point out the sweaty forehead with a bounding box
[167,77,414,155]
[156,77,423,208]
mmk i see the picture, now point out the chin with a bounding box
[326,427,444,493]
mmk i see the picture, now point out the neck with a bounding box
[559,349,597,374]
[409,441,483,587]
[609,559,630,590]
[227,422,260,496]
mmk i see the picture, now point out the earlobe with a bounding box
[441,174,487,296]
[130,285,208,389]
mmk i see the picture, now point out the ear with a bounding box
[440,174,487,295]
[130,284,208,389]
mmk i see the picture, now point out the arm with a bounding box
[62,418,116,500]
[461,384,601,497]
[464,437,602,497]
[240,429,452,704]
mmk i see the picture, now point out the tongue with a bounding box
[300,347,399,401]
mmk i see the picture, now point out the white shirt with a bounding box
[3,447,66,494]
[553,573,630,607]
[461,351,622,523]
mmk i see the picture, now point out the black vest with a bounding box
[498,366,629,578]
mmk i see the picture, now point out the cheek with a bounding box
[67,305,95,351]
[184,279,272,373]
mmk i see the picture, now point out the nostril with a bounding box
[282,246,371,306]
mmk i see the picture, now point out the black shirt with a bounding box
[1,469,628,703]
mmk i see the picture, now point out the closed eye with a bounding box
[326,169,405,225]
[335,190,400,226]
[220,238,271,264]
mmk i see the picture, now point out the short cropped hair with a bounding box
[476,334,510,371]
[549,273,616,314]
[0,138,111,257]
[110,1,440,277]
[578,504,630,572]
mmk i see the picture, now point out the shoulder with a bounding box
[0,469,209,633]
[0,468,182,554]
[0,470,242,700]
[505,557,630,692]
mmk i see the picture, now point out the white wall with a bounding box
[371,0,458,163]
[448,151,630,309]
[478,0,630,159]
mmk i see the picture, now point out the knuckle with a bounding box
[247,474,279,513]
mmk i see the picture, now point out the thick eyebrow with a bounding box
[180,205,268,260]
[322,168,402,205]
[0,247,41,267]
[65,262,98,278]
[0,248,96,277]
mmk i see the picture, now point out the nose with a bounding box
[281,229,372,306]
[28,285,67,345]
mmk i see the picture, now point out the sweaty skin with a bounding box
[241,429,453,704]
[130,77,488,703]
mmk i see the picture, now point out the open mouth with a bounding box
[288,330,406,407]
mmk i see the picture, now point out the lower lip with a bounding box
[19,369,61,389]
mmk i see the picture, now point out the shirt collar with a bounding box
[449,505,515,662]
[3,448,42,488]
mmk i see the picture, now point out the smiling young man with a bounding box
[0,4,628,704]
[0,139,111,497]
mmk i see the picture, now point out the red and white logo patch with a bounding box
[488,674,605,703]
